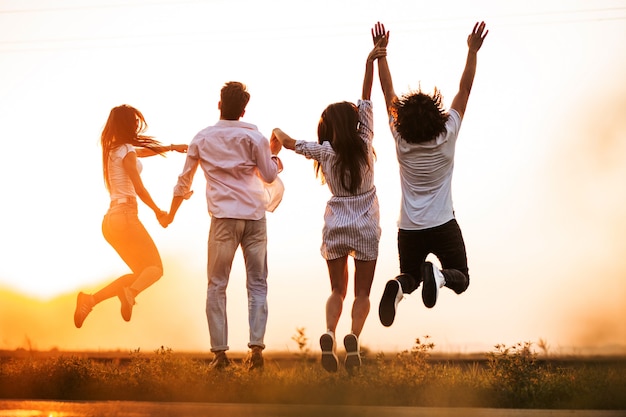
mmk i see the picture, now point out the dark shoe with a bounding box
[74,292,95,328]
[119,287,136,322]
[343,333,361,373]
[422,262,445,308]
[444,274,469,294]
[248,346,264,371]
[209,351,230,370]
[320,332,338,372]
[379,279,403,326]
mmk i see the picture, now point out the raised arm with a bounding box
[122,151,167,224]
[363,38,387,100]
[135,144,188,157]
[450,21,488,119]
[371,22,397,114]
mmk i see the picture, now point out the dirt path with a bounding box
[1,400,625,417]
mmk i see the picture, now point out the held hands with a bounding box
[367,21,388,64]
[270,132,282,155]
[156,210,172,228]
[271,128,295,150]
[367,42,387,63]
[468,21,488,53]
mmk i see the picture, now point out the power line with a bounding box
[0,0,217,14]
[0,5,625,53]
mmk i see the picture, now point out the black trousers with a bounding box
[396,218,470,294]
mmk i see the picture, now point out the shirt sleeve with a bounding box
[447,108,462,137]
[173,140,199,199]
[295,140,329,161]
[254,134,279,184]
[357,99,374,146]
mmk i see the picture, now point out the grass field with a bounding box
[1,337,625,410]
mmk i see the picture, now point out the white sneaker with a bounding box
[320,331,338,372]
[422,262,446,308]
[379,279,403,327]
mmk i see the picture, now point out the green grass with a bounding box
[1,335,625,409]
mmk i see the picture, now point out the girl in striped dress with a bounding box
[271,39,386,373]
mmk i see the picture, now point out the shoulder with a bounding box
[446,109,462,133]
[111,143,135,159]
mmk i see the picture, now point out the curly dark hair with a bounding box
[316,101,370,194]
[392,87,449,144]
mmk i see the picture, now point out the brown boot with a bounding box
[248,345,264,371]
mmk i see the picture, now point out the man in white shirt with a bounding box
[372,21,488,326]
[165,81,282,370]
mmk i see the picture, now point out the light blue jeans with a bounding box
[206,217,268,352]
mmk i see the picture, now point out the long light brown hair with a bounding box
[100,105,164,190]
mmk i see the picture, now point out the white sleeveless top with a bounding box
[108,144,141,202]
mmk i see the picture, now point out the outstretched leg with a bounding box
[320,256,348,372]
[102,208,163,322]
[345,258,376,373]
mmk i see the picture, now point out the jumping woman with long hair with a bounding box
[73,104,187,328]
[272,39,386,373]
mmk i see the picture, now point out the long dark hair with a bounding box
[100,105,164,190]
[316,101,371,194]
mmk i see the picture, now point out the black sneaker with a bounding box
[319,332,338,372]
[209,351,230,370]
[379,279,403,326]
[422,262,444,308]
[343,333,361,373]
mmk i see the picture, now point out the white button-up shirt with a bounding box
[173,119,279,220]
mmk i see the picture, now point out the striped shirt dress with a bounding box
[294,99,381,261]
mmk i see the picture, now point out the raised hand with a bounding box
[468,21,488,53]
[371,21,389,47]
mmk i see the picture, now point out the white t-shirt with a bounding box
[390,109,462,230]
[108,144,141,201]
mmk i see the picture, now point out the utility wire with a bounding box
[0,5,625,53]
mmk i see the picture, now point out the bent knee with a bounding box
[146,265,163,279]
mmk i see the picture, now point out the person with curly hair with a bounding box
[373,21,488,326]
[73,104,187,328]
[272,39,387,373]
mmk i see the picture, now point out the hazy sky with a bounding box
[1,0,625,355]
